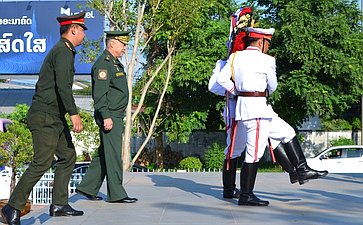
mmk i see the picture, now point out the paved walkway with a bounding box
[5,172,363,225]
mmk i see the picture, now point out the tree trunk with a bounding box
[10,160,16,195]
[122,120,132,171]
[155,134,164,169]
[122,71,133,171]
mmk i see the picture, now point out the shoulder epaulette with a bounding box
[64,42,74,52]
[105,55,110,61]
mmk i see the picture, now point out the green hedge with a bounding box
[178,156,203,170]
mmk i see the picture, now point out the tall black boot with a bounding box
[284,136,328,185]
[274,143,298,184]
[223,158,240,198]
[238,163,269,206]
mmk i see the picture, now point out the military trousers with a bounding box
[9,110,76,211]
[76,116,127,202]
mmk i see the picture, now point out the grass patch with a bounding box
[258,162,284,172]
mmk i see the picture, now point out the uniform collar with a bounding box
[105,49,116,61]
[246,46,261,52]
[104,49,121,65]
[61,38,76,54]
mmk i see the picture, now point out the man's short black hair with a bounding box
[248,37,260,46]
[60,24,72,35]
[248,37,271,46]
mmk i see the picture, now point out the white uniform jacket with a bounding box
[208,60,227,96]
[216,46,278,121]
[208,59,245,158]
[208,59,236,124]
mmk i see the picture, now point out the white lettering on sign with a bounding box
[59,8,95,19]
[0,32,47,53]
[0,16,32,26]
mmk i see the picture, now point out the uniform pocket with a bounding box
[27,110,46,131]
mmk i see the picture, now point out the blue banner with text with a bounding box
[0,1,104,75]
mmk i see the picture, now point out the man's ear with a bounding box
[110,39,116,48]
[257,39,263,48]
[71,25,77,35]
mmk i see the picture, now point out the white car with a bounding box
[306,145,363,173]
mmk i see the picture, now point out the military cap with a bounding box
[57,11,88,30]
[105,31,131,45]
[247,27,274,41]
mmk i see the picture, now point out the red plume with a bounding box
[239,7,252,16]
[231,32,248,53]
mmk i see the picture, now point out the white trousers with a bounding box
[224,119,246,159]
[239,116,296,163]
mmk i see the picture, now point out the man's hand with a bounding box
[103,118,113,131]
[70,114,83,133]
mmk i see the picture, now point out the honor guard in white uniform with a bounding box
[209,59,246,199]
[209,60,300,201]
[209,7,301,199]
[217,27,328,206]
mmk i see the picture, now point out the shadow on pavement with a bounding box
[147,174,222,199]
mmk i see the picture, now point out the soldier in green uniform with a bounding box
[75,31,137,203]
[1,12,87,225]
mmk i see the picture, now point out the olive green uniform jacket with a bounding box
[76,49,129,201]
[9,38,78,210]
[31,38,78,116]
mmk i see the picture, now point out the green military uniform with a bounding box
[76,31,130,202]
[8,38,79,210]
[1,13,87,224]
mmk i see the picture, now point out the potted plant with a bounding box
[0,104,33,216]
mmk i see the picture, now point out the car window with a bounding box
[324,149,342,159]
[346,149,363,158]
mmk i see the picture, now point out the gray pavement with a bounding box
[6,172,363,225]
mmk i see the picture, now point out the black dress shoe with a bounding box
[75,189,103,201]
[49,204,84,217]
[111,197,138,203]
[238,194,269,206]
[1,204,20,225]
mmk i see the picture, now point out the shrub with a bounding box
[146,163,157,171]
[7,104,29,125]
[65,109,99,161]
[330,137,354,146]
[321,119,352,131]
[204,143,225,169]
[0,121,33,195]
[351,117,361,131]
[178,156,202,170]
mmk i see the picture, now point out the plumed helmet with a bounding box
[229,7,255,55]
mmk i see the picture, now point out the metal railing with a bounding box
[31,166,88,205]
[30,165,223,205]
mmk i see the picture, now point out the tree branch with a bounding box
[131,43,174,165]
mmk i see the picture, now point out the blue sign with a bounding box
[0,1,104,75]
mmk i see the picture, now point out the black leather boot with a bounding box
[1,204,20,225]
[49,204,84,217]
[238,163,269,206]
[274,143,299,184]
[284,136,328,185]
[222,158,240,198]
